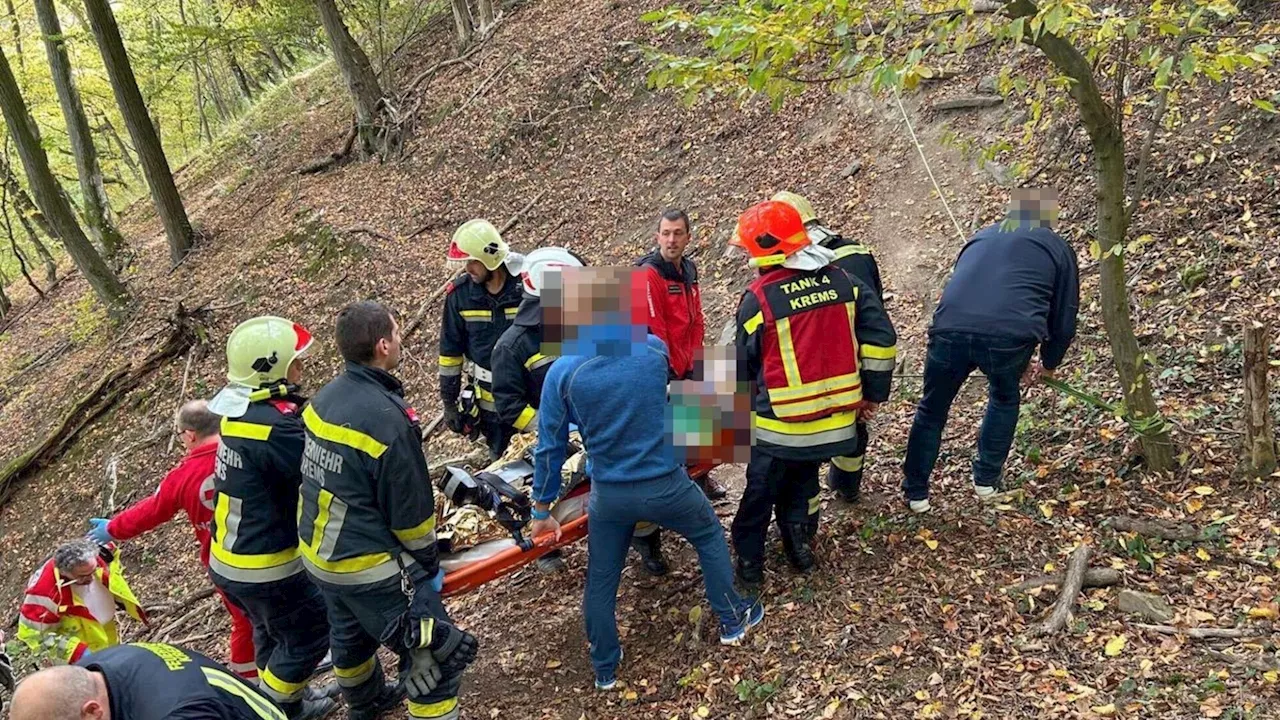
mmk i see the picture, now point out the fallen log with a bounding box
[1205,649,1280,672]
[1135,623,1266,640]
[933,95,1003,111]
[1033,545,1091,636]
[0,306,205,509]
[1004,568,1122,594]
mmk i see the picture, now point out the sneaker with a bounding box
[973,483,998,500]
[720,602,766,646]
[908,499,931,514]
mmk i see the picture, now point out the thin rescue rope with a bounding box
[863,16,967,243]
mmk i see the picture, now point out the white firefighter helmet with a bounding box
[448,219,510,271]
[770,191,818,225]
[520,247,586,297]
[208,316,312,417]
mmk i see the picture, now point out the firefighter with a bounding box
[206,316,335,720]
[17,540,145,663]
[85,400,257,679]
[490,246,587,574]
[299,300,478,720]
[730,200,897,584]
[10,643,285,720]
[771,191,890,504]
[440,219,525,460]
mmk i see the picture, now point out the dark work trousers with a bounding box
[476,409,506,461]
[731,447,822,564]
[214,572,330,707]
[901,331,1036,501]
[319,578,464,720]
[827,421,870,499]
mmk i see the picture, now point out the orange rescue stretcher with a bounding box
[438,459,717,597]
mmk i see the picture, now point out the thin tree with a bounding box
[0,45,128,311]
[2,198,45,299]
[81,0,194,265]
[477,0,495,33]
[450,0,474,47]
[313,0,395,156]
[0,152,58,285]
[33,0,126,263]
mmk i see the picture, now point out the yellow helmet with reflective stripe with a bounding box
[448,219,509,271]
[771,191,817,224]
[224,316,313,388]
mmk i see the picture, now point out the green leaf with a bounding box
[639,9,667,23]
[1154,56,1175,89]
[1253,99,1279,114]
[1256,44,1278,56]
[1180,54,1197,79]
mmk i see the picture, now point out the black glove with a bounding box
[443,404,466,435]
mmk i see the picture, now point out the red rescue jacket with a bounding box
[636,250,705,380]
[108,440,219,566]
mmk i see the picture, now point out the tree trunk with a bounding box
[261,38,288,77]
[81,0,194,266]
[0,274,10,316]
[5,0,22,76]
[1026,11,1176,471]
[18,212,57,285]
[477,0,495,32]
[3,209,46,299]
[208,0,255,101]
[1243,322,1277,477]
[450,0,474,48]
[203,52,232,121]
[0,45,128,312]
[95,113,144,186]
[0,155,59,245]
[312,0,391,157]
[33,0,127,264]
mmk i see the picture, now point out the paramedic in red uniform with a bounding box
[86,400,257,679]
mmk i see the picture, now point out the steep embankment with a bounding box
[3,0,1280,718]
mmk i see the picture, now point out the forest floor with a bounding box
[3,0,1280,718]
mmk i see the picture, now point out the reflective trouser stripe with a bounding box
[208,555,304,584]
[334,656,377,688]
[202,668,286,720]
[259,667,308,704]
[832,455,864,472]
[408,698,460,719]
[228,660,259,676]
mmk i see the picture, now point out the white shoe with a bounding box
[973,484,998,500]
[908,499,931,514]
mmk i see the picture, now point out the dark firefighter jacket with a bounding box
[438,272,524,412]
[491,295,558,433]
[79,643,284,720]
[210,394,307,585]
[807,222,884,300]
[297,362,439,589]
[735,265,897,462]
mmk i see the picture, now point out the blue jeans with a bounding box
[584,468,751,677]
[902,331,1036,501]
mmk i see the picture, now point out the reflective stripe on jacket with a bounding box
[18,550,146,662]
[298,363,439,588]
[438,272,523,409]
[736,265,897,461]
[209,398,306,584]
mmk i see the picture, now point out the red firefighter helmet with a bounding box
[733,201,809,267]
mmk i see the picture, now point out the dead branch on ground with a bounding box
[1004,568,1121,594]
[343,223,396,242]
[1205,649,1280,672]
[1107,515,1201,542]
[1135,623,1267,640]
[296,120,358,175]
[1033,545,1091,636]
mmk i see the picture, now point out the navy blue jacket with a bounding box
[931,222,1079,369]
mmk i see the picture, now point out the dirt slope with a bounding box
[3,0,1280,718]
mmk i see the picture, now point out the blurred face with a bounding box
[464,259,490,284]
[375,317,403,370]
[656,217,690,264]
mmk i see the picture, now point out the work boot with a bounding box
[536,549,567,574]
[304,682,341,701]
[281,696,338,720]
[313,650,334,676]
[347,682,406,720]
[736,557,764,586]
[630,532,669,577]
[779,524,815,573]
[695,474,728,501]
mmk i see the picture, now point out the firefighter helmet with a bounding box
[771,191,817,224]
[734,201,810,267]
[448,219,509,271]
[224,316,313,388]
[520,247,586,297]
